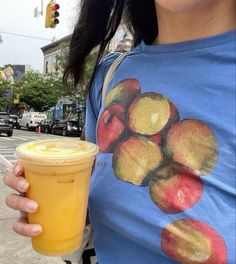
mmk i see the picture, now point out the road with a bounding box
[0,129,64,164]
[0,129,65,264]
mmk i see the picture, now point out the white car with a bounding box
[18,112,47,131]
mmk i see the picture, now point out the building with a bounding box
[109,25,133,52]
[0,64,31,113]
[0,64,31,83]
[41,25,132,74]
[41,35,71,75]
[11,64,32,82]
[114,34,134,52]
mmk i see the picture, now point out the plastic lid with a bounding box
[15,139,99,165]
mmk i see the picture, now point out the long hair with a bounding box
[63,0,158,90]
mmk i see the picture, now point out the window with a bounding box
[45,61,49,74]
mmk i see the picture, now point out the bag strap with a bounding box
[101,52,129,105]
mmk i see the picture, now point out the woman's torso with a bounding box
[86,30,236,264]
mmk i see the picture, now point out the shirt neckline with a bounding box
[138,29,236,53]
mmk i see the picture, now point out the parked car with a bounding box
[37,119,56,133]
[18,112,47,131]
[0,112,13,137]
[51,120,81,137]
[9,114,20,129]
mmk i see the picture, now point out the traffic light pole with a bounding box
[34,0,44,17]
[41,0,44,16]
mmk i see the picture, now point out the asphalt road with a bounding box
[0,129,64,164]
[0,129,65,264]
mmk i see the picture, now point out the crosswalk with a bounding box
[0,132,62,165]
[0,135,50,141]
[0,148,16,164]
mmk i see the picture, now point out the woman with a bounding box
[4,0,235,263]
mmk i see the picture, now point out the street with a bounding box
[0,129,63,164]
[0,129,65,264]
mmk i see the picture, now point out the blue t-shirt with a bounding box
[85,30,236,264]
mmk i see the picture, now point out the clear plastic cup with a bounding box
[15,138,98,256]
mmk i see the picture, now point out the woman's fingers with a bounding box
[12,215,42,237]
[5,193,38,213]
[12,160,24,176]
[3,172,29,193]
[3,159,28,194]
[3,160,42,237]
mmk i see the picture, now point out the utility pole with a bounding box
[34,0,44,18]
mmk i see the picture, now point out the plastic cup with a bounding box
[15,138,98,256]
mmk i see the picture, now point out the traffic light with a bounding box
[45,1,60,28]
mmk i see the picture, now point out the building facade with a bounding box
[0,64,31,83]
[41,35,71,75]
[41,25,133,74]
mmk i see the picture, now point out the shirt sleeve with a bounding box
[85,52,121,143]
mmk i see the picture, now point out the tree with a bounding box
[53,48,100,104]
[83,49,110,94]
[14,71,71,112]
[12,47,108,113]
[78,50,101,102]
[0,79,13,111]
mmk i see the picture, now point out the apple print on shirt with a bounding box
[96,78,226,264]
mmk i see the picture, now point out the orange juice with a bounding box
[16,139,98,256]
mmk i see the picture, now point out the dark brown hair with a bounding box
[63,0,158,90]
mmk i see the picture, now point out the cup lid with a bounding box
[15,139,99,165]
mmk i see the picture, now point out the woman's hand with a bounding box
[3,161,42,237]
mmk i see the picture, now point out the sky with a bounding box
[0,0,80,72]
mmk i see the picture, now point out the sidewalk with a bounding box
[0,168,64,264]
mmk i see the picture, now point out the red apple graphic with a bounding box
[105,78,141,108]
[149,162,203,213]
[128,93,179,136]
[149,133,162,145]
[97,104,126,153]
[161,219,227,264]
[164,119,218,176]
[149,101,180,146]
[163,101,180,133]
[112,136,163,186]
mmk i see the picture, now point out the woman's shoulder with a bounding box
[91,52,124,84]
[98,52,122,70]
[94,48,140,82]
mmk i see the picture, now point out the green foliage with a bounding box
[14,71,75,112]
[52,47,109,103]
[83,50,109,95]
[0,79,13,111]
[55,49,100,103]
[1,46,110,113]
[84,52,98,88]
[54,43,68,74]
[54,53,67,73]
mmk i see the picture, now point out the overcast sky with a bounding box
[0,0,79,72]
